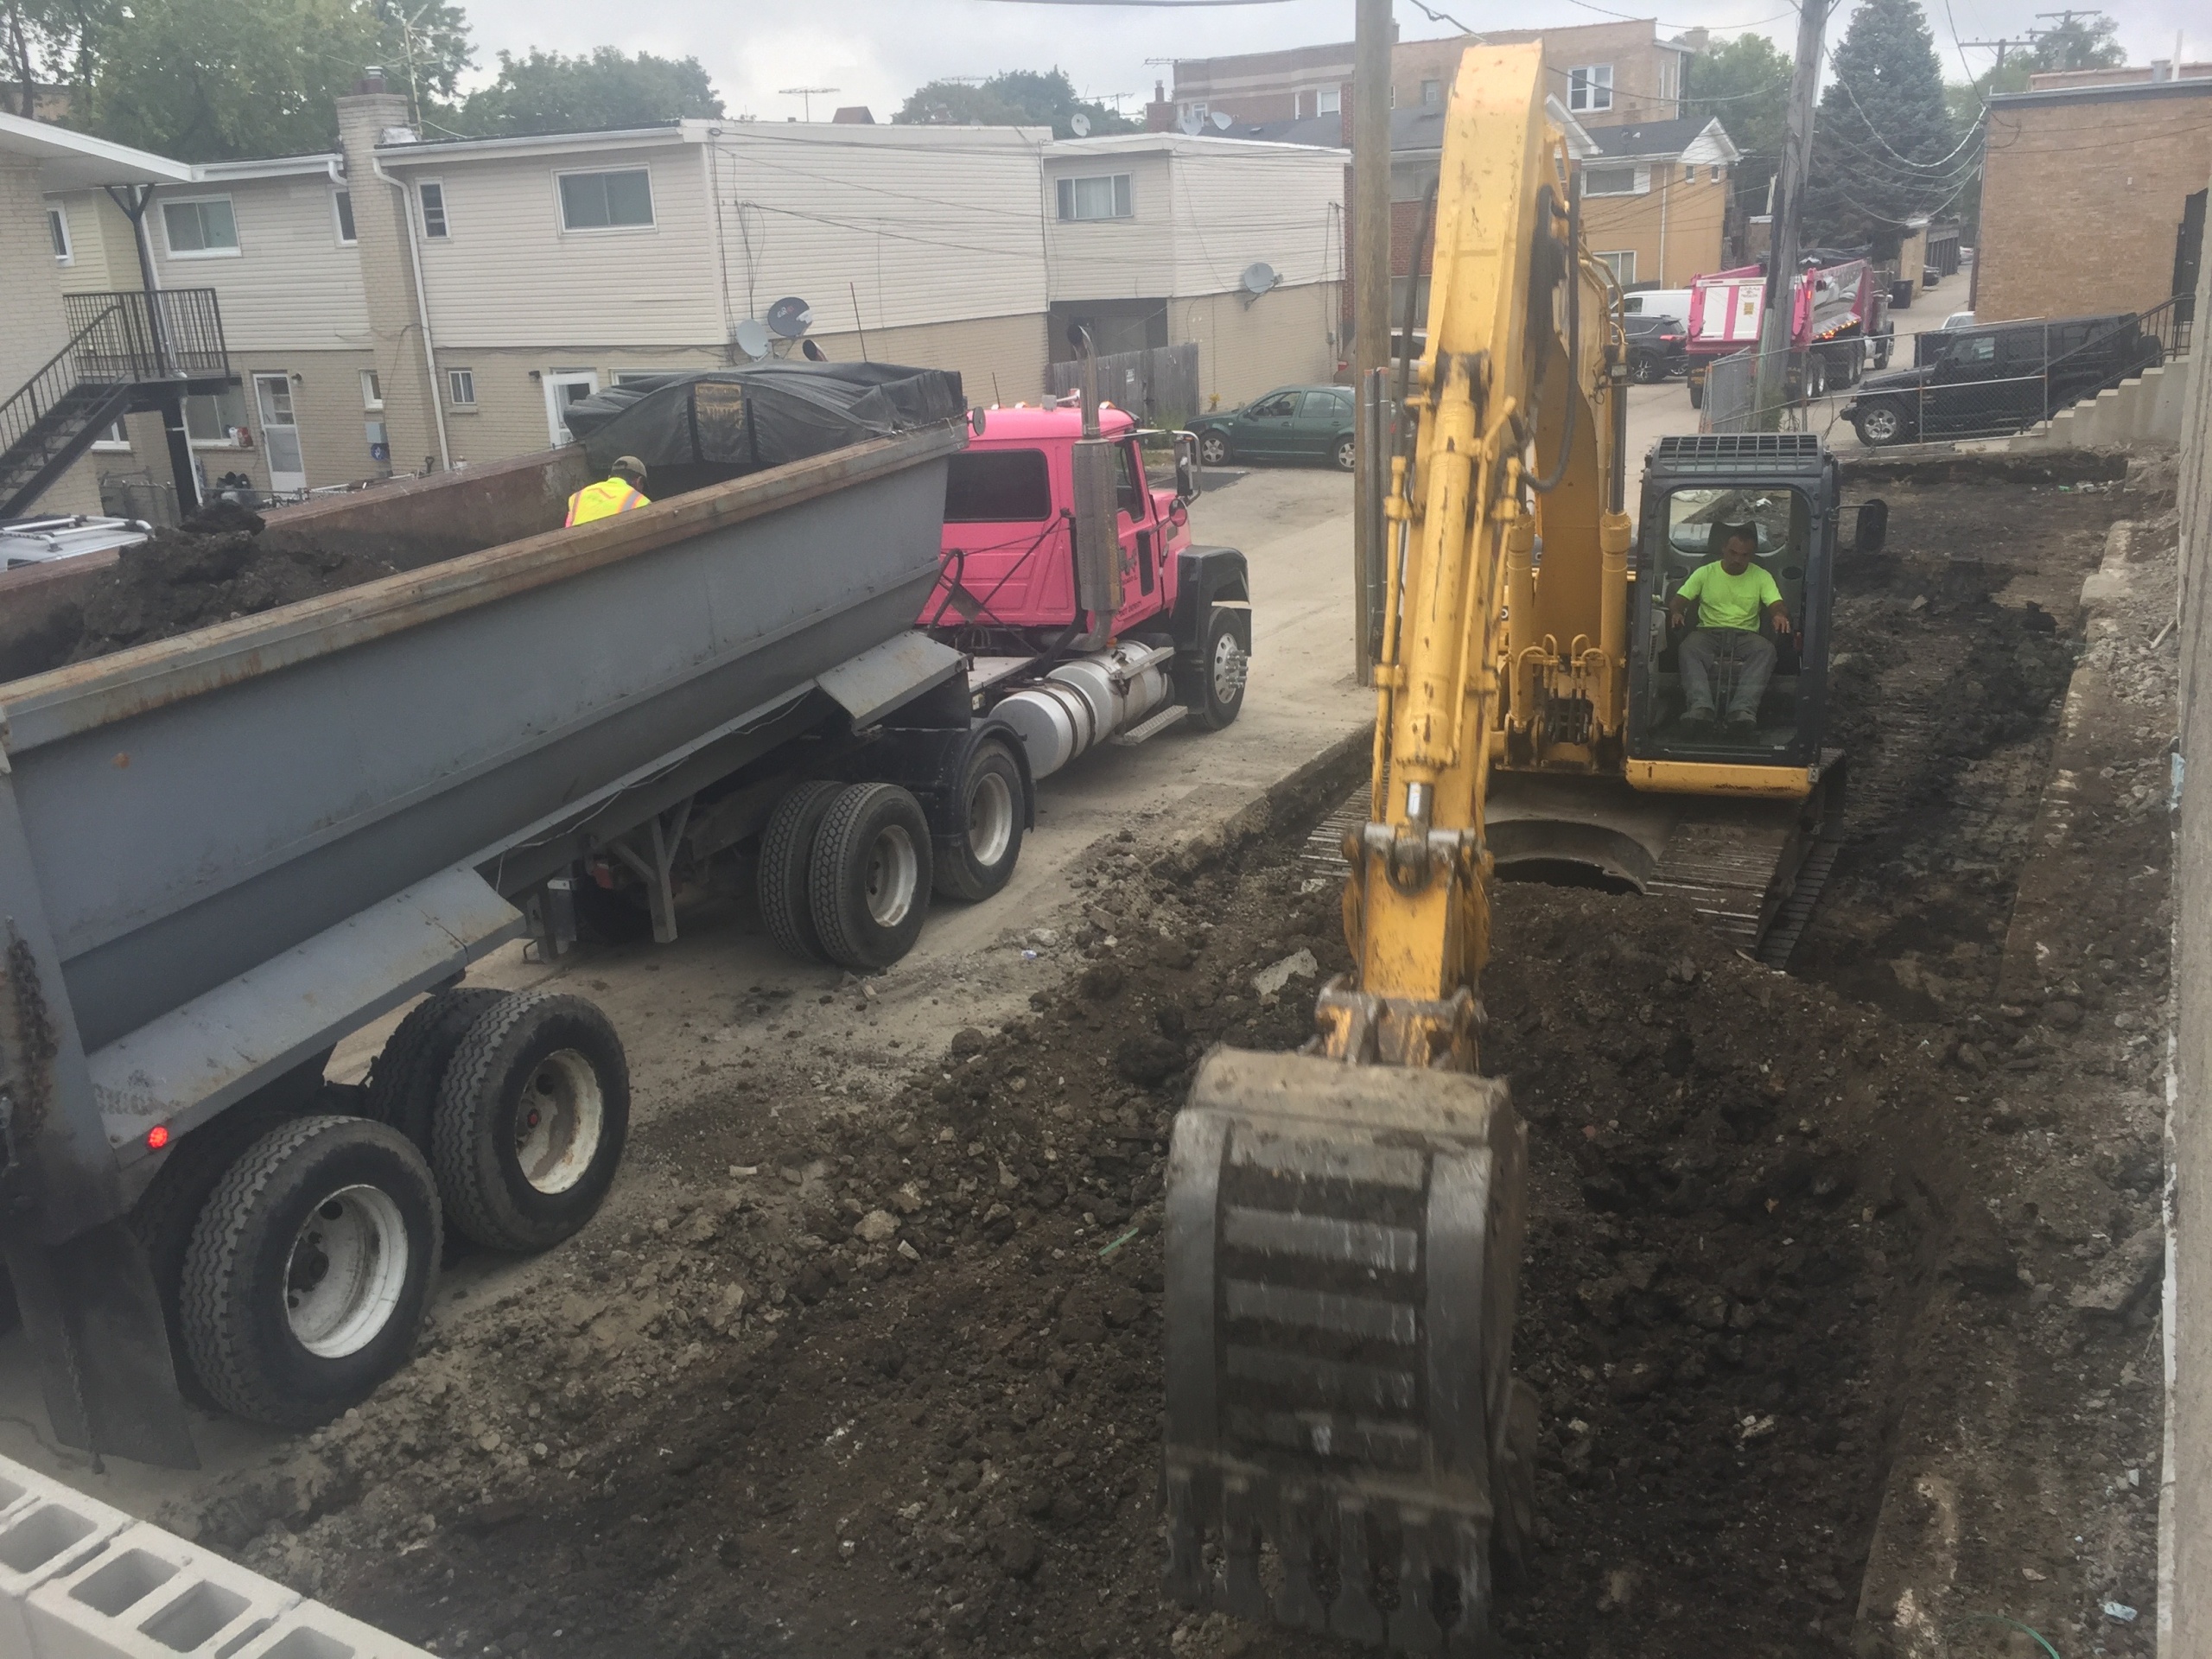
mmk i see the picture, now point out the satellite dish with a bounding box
[1210,111,1232,130]
[1071,112,1091,137]
[766,296,813,340]
[1179,111,1202,136]
[734,319,772,360]
[1241,261,1279,296]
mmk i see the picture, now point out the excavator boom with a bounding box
[1162,46,1580,1653]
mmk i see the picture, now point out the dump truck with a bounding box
[1684,256,1891,408]
[0,360,1249,1465]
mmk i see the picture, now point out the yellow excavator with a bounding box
[1161,46,1883,1654]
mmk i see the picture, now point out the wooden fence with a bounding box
[1045,342,1201,425]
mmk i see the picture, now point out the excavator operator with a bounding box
[565,455,651,526]
[1669,520,1790,736]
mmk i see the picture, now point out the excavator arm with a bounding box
[1162,47,1621,1655]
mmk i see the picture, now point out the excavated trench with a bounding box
[161,467,2167,1659]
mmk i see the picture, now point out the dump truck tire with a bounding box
[180,1115,441,1427]
[933,740,1025,903]
[810,783,933,970]
[432,991,630,1252]
[364,985,505,1151]
[760,779,845,963]
[1183,607,1248,732]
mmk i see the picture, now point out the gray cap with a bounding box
[611,454,647,480]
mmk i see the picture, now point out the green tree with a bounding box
[454,46,720,135]
[1687,31,1791,246]
[4,0,124,122]
[894,68,1133,140]
[1802,0,1961,251]
[2027,12,2124,73]
[70,0,467,158]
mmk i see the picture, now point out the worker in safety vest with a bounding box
[566,455,651,525]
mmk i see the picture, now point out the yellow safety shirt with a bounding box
[1678,560,1782,632]
[565,477,649,526]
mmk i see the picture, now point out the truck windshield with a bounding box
[946,449,1052,523]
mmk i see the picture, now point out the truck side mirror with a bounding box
[1853,499,1888,555]
[1174,431,1202,502]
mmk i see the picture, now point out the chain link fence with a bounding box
[1700,299,2191,448]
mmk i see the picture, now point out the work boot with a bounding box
[1680,710,1715,739]
[1726,711,1759,738]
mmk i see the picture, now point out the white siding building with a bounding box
[1042,133,1346,410]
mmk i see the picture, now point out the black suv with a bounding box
[1624,312,1688,383]
[1842,311,2163,446]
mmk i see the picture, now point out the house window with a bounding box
[418,181,449,238]
[1596,250,1637,285]
[360,369,383,410]
[448,367,477,407]
[334,189,357,245]
[162,196,239,256]
[1585,166,1641,196]
[612,369,683,385]
[1317,87,1341,115]
[92,416,130,451]
[1421,79,1440,105]
[1568,65,1614,112]
[47,204,71,264]
[1660,54,1679,103]
[1711,165,1726,183]
[557,168,654,232]
[183,385,249,443]
[1057,174,1133,221]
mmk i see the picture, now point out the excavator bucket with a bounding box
[1162,1048,1533,1655]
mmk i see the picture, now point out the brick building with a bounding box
[1975,69,2211,326]
[1166,18,1696,133]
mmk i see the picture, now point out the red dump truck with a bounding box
[1685,257,1893,406]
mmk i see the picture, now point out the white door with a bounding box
[253,373,306,493]
[543,369,600,445]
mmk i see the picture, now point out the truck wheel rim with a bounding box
[967,771,1014,867]
[284,1185,410,1358]
[1212,631,1248,703]
[866,823,920,925]
[1865,408,1898,441]
[513,1048,604,1196]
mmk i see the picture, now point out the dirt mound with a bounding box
[10,507,399,677]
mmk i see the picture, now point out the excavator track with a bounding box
[1162,1051,1531,1656]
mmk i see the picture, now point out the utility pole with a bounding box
[1351,0,1391,683]
[1752,0,1828,429]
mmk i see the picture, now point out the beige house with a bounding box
[1040,132,1346,410]
[1169,18,1695,133]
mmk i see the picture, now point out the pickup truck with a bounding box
[1840,311,2166,446]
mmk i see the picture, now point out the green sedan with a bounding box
[1188,385,1357,472]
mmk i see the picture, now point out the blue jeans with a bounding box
[1679,627,1775,721]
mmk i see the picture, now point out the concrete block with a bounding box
[228,1599,437,1659]
[25,1521,301,1659]
[0,1475,132,1659]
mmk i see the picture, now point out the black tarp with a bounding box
[561,363,966,483]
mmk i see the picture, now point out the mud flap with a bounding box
[3,1220,198,1469]
[1163,1048,1526,1655]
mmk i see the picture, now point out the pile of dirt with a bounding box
[10,500,399,677]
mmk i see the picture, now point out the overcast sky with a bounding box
[451,0,2200,120]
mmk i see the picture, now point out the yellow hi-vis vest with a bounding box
[565,476,649,526]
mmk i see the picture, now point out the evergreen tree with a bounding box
[1688,32,1791,243]
[894,68,1134,140]
[1802,0,1961,252]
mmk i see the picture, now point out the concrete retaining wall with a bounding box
[2008,353,2196,452]
[2162,162,2212,1658]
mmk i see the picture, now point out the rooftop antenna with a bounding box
[778,86,840,121]
[1070,112,1092,137]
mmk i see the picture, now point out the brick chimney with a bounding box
[1145,80,1176,132]
[335,78,442,474]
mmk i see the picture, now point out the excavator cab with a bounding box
[1626,433,1841,772]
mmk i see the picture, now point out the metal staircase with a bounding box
[0,289,232,518]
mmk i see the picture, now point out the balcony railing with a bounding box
[58,288,231,384]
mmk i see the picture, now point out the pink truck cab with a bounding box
[914,398,1252,788]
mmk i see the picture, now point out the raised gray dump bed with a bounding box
[0,425,998,1465]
